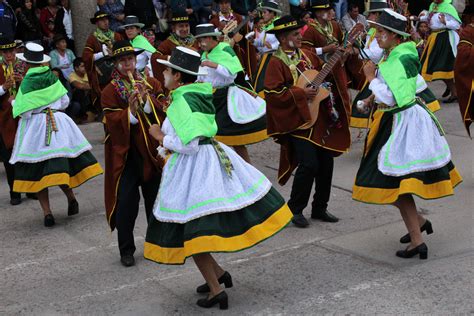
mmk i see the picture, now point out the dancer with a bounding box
[352,10,462,259]
[144,46,292,309]
[101,41,165,267]
[248,0,281,54]
[454,5,474,137]
[420,0,461,103]
[10,43,103,227]
[264,16,351,227]
[196,23,267,163]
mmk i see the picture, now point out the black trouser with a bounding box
[115,156,160,257]
[287,137,334,216]
[0,137,16,196]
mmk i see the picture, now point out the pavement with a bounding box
[0,81,472,315]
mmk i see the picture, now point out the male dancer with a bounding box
[101,41,165,267]
[265,16,351,227]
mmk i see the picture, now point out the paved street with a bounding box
[1,81,472,315]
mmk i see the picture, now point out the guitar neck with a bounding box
[311,50,344,87]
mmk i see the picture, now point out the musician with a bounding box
[454,5,474,136]
[101,40,165,267]
[210,0,258,81]
[419,0,461,103]
[82,11,122,114]
[196,24,267,163]
[120,15,156,74]
[302,0,365,90]
[150,13,197,86]
[0,38,27,206]
[247,0,281,54]
[264,16,351,228]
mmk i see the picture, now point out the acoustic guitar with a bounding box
[222,17,250,46]
[296,23,365,129]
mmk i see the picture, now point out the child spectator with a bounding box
[68,58,93,123]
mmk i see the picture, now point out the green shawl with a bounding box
[429,0,461,23]
[378,42,419,108]
[202,42,243,75]
[13,66,68,118]
[131,34,157,53]
[167,83,218,145]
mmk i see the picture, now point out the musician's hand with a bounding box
[304,86,318,99]
[363,61,377,82]
[149,124,165,142]
[13,73,23,82]
[323,44,338,54]
[201,60,218,69]
[129,91,140,115]
[2,76,14,90]
[264,41,272,49]
[439,13,446,25]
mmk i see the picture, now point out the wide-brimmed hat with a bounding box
[169,12,190,24]
[90,10,110,24]
[0,37,17,50]
[119,15,145,30]
[365,0,389,14]
[267,15,305,34]
[156,46,207,76]
[109,40,144,59]
[371,9,410,37]
[257,0,282,14]
[17,43,51,64]
[194,24,222,38]
[309,0,331,10]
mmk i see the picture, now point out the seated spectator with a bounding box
[39,0,59,37]
[55,0,74,52]
[49,34,75,78]
[16,0,42,43]
[0,0,17,39]
[99,0,125,32]
[51,66,73,107]
[341,2,367,32]
[68,58,93,123]
[42,18,56,50]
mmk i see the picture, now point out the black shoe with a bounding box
[44,214,55,227]
[26,193,38,200]
[10,192,22,206]
[68,199,79,216]
[196,271,233,293]
[311,210,339,223]
[197,291,228,310]
[120,255,135,267]
[443,96,458,103]
[442,87,450,98]
[396,243,428,259]
[400,220,433,244]
[292,214,309,228]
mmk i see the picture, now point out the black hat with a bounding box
[17,43,51,64]
[194,23,222,38]
[119,15,145,30]
[0,37,17,50]
[309,0,331,10]
[257,0,282,14]
[365,0,390,14]
[169,12,190,24]
[267,15,305,34]
[90,10,110,24]
[156,46,207,76]
[110,40,144,59]
[372,9,410,37]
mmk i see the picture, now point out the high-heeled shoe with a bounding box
[400,220,433,243]
[396,243,428,259]
[196,271,233,293]
[196,291,228,310]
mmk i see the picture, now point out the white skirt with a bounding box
[10,111,92,164]
[153,142,272,224]
[227,86,266,124]
[378,103,451,177]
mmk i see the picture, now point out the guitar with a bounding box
[222,16,250,46]
[296,23,365,129]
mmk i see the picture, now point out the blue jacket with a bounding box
[0,2,17,39]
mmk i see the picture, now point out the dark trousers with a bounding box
[287,137,334,215]
[0,137,16,196]
[115,157,160,257]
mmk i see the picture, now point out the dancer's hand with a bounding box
[201,60,218,69]
[149,124,165,143]
[439,13,446,25]
[363,61,377,82]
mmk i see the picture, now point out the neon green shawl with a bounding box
[131,34,157,53]
[429,0,461,23]
[13,66,67,118]
[378,42,419,108]
[202,42,243,75]
[167,83,218,145]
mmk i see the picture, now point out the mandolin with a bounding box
[296,23,365,129]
